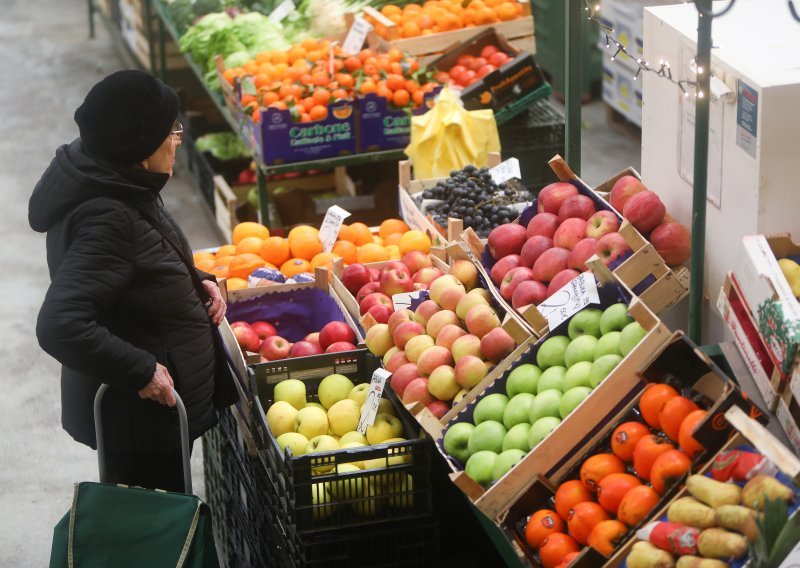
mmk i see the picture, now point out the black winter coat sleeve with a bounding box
[36,204,156,392]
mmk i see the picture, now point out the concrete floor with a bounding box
[0,0,640,565]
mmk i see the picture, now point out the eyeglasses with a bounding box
[171,121,183,141]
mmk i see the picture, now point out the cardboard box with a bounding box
[357,90,439,153]
[602,58,643,127]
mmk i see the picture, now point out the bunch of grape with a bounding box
[418,165,531,238]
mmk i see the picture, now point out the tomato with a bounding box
[449,64,467,81]
[469,57,488,71]
[457,54,474,67]
[489,51,510,67]
[458,70,477,86]
[477,64,496,77]
[481,45,500,59]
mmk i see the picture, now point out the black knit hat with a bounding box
[74,70,180,165]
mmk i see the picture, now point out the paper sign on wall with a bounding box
[357,368,392,434]
[319,205,351,252]
[342,16,373,56]
[489,158,521,184]
[536,272,600,331]
[269,0,295,22]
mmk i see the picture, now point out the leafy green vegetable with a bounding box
[195,132,251,160]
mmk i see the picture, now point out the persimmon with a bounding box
[524,509,564,549]
[539,533,580,568]
[679,409,708,459]
[554,551,580,568]
[567,501,610,545]
[659,396,700,442]
[554,480,594,521]
[617,485,660,527]
[587,519,628,557]
[611,421,652,462]
[650,449,692,494]
[638,384,680,430]
[597,473,642,515]
[580,453,626,493]
[632,435,675,481]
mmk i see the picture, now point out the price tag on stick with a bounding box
[536,272,601,331]
[269,0,295,23]
[489,158,521,184]
[342,16,373,56]
[357,368,392,434]
[319,205,351,252]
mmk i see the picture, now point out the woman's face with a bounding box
[144,122,182,175]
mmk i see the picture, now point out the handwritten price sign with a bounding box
[536,272,600,330]
[356,368,392,434]
[489,158,521,184]
[319,205,351,252]
[342,16,373,56]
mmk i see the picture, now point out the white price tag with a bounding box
[392,290,429,311]
[269,0,295,22]
[536,272,600,331]
[342,16,373,56]
[357,368,392,434]
[318,205,351,252]
[489,158,521,184]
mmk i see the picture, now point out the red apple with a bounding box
[547,269,581,296]
[558,195,596,222]
[326,341,357,353]
[553,218,588,250]
[304,332,320,346]
[436,324,468,350]
[413,267,445,286]
[520,235,554,268]
[368,303,393,324]
[259,335,291,360]
[623,190,666,235]
[290,341,323,358]
[250,321,277,340]
[388,309,415,337]
[450,260,478,290]
[319,321,356,350]
[526,212,560,239]
[369,268,381,282]
[382,261,411,279]
[609,175,646,212]
[500,266,535,301]
[380,267,414,296]
[650,222,691,266]
[427,400,450,419]
[596,232,633,266]
[414,282,429,292]
[341,263,372,295]
[537,182,578,215]
[230,321,251,331]
[401,251,432,275]
[480,327,516,362]
[490,254,522,285]
[512,280,548,309]
[414,300,441,327]
[359,292,393,315]
[390,363,421,396]
[487,223,528,259]
[585,210,620,239]
[531,247,570,282]
[393,321,426,350]
[417,346,454,376]
[567,238,599,271]
[386,350,410,372]
[402,378,434,406]
[233,325,260,352]
[356,282,380,304]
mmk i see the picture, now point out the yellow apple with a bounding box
[387,473,414,509]
[311,482,335,520]
[306,434,340,474]
[318,374,355,409]
[366,413,403,445]
[294,406,329,439]
[339,431,369,445]
[338,442,366,468]
[305,402,327,412]
[276,432,308,457]
[352,478,384,516]
[348,383,370,407]
[266,400,298,437]
[327,399,361,436]
[328,463,363,500]
[274,378,307,410]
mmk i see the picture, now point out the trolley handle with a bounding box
[94,384,193,494]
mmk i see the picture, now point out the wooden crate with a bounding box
[363,4,536,66]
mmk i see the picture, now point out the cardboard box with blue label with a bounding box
[356,90,439,153]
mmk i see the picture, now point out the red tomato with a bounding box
[481,45,500,59]
[489,52,510,67]
[477,64,496,77]
[457,54,474,67]
[458,70,477,87]
[469,57,488,71]
[449,64,467,81]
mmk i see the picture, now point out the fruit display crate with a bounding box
[496,333,768,566]
[248,349,434,535]
[415,269,672,520]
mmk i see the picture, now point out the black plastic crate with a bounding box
[249,349,433,535]
[498,98,565,192]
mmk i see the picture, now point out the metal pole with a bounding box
[146,0,157,75]
[688,0,713,343]
[157,14,167,82]
[257,168,271,229]
[87,0,96,39]
[565,0,583,174]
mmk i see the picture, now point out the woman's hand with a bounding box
[138,363,176,406]
[202,280,226,325]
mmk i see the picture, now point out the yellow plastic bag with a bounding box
[405,88,501,179]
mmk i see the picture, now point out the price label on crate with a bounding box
[319,205,351,252]
[489,158,521,184]
[341,16,373,56]
[357,368,392,434]
[392,290,429,312]
[536,272,600,331]
[268,0,295,22]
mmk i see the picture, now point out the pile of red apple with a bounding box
[433,45,514,88]
[230,319,358,362]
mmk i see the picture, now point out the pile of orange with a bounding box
[369,0,525,39]
[193,219,432,291]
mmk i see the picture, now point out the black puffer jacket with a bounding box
[30,139,229,453]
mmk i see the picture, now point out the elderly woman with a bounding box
[29,70,236,492]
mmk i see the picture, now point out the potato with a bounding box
[627,541,676,568]
[667,497,717,529]
[714,504,759,540]
[697,528,748,559]
[686,475,742,508]
[741,475,794,510]
[676,556,729,568]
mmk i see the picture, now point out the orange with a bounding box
[638,384,680,430]
[524,509,564,549]
[658,396,700,442]
[539,533,579,568]
[580,454,626,493]
[214,256,235,268]
[290,234,324,261]
[357,243,390,263]
[332,240,358,265]
[587,520,628,557]
[494,1,518,20]
[215,244,237,258]
[392,89,411,107]
[349,222,374,246]
[398,229,432,254]
[386,74,406,91]
[235,236,265,255]
[193,251,215,264]
[260,236,291,267]
[195,258,215,271]
[337,224,356,243]
[225,277,248,291]
[281,258,312,277]
[567,501,611,545]
[288,225,318,243]
[650,449,692,494]
[678,409,708,459]
[309,105,328,121]
[632,435,675,481]
[311,252,340,271]
[554,480,594,522]
[232,221,269,244]
[617,485,660,527]
[228,253,266,279]
[383,233,403,247]
[611,422,652,463]
[379,219,411,239]
[209,266,229,279]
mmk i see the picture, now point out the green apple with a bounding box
[503,393,536,429]
[559,386,592,418]
[529,389,562,422]
[467,420,507,454]
[563,361,592,390]
[266,400,298,437]
[564,335,599,367]
[328,463,362,500]
[600,303,634,335]
[503,423,532,452]
[529,416,562,447]
[294,406,329,439]
[339,431,369,445]
[327,399,361,436]
[536,335,570,369]
[318,374,355,409]
[348,383,370,407]
[473,393,509,424]
[366,413,403,444]
[443,422,475,464]
[276,432,308,456]
[619,321,647,356]
[538,366,566,393]
[492,449,526,481]
[505,364,542,397]
[567,308,603,339]
[589,354,623,388]
[312,482,335,520]
[594,331,622,358]
[465,450,498,487]
[274,378,307,410]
